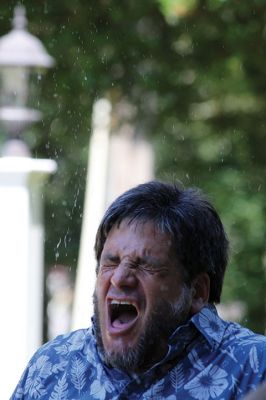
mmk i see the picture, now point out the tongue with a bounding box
[112,312,136,328]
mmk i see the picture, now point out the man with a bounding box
[12,181,266,399]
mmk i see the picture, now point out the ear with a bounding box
[190,273,210,315]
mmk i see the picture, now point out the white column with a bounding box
[106,133,154,204]
[0,156,57,398]
[71,99,111,330]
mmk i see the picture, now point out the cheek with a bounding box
[95,276,106,301]
[153,279,183,303]
[158,282,172,295]
[96,270,110,288]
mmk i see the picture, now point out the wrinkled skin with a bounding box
[94,219,209,372]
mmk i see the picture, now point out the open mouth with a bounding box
[109,300,138,330]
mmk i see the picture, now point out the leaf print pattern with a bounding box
[249,346,259,373]
[13,387,23,399]
[188,349,205,371]
[104,380,114,394]
[26,379,47,399]
[11,305,266,400]
[170,365,186,389]
[69,330,87,352]
[24,355,52,398]
[55,344,69,356]
[220,346,237,363]
[34,355,53,378]
[89,363,114,399]
[197,307,225,344]
[143,379,164,398]
[70,356,86,393]
[90,379,107,400]
[52,360,68,374]
[49,374,68,400]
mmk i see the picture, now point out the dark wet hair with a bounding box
[94,181,229,303]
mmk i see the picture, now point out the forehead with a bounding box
[101,219,174,260]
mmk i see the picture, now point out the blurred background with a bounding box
[1,0,265,363]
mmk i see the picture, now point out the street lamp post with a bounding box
[0,5,54,155]
[0,6,57,397]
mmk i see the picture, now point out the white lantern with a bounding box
[0,5,54,144]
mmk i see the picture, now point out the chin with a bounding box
[102,334,148,372]
[104,334,138,354]
[101,322,146,371]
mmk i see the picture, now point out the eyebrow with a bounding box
[136,255,165,268]
[100,253,120,263]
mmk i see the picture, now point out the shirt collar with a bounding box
[191,304,227,350]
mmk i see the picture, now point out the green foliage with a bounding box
[0,0,265,332]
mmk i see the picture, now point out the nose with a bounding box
[110,263,137,289]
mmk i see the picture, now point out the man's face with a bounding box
[94,219,193,372]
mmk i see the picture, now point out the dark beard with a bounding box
[93,286,192,372]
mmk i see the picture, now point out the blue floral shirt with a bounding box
[11,305,266,399]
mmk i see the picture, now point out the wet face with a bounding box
[94,220,193,372]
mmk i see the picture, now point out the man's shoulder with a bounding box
[11,328,99,398]
[224,321,266,343]
[223,321,266,356]
[34,327,94,360]
[191,305,266,355]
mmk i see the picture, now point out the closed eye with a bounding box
[129,255,167,274]
[100,263,118,271]
[139,263,168,274]
[100,254,120,270]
